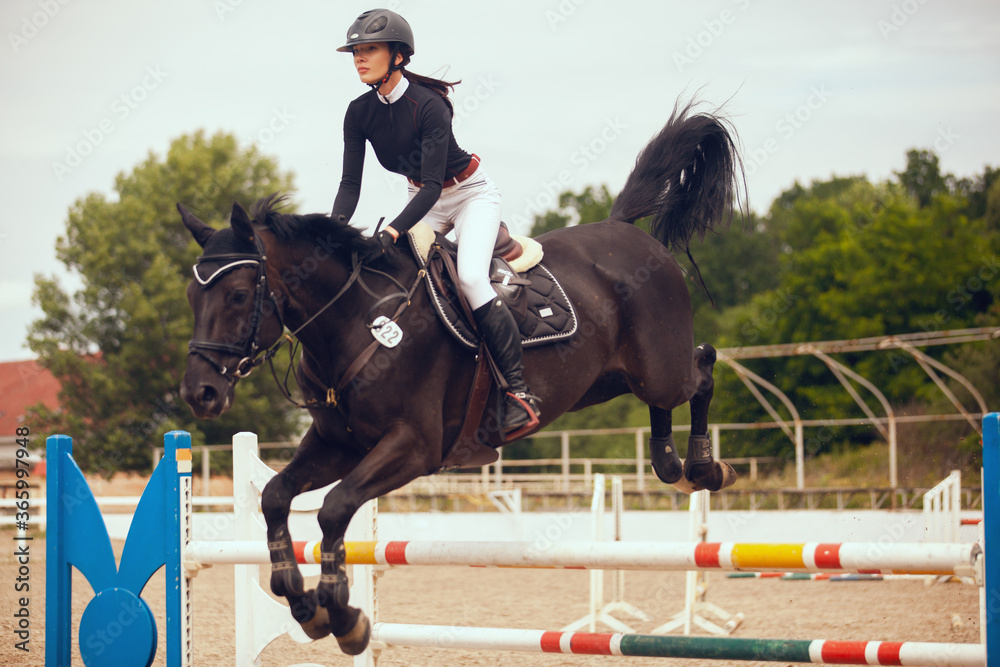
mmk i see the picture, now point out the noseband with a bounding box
[188,236,278,382]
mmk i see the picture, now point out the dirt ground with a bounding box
[0,535,982,667]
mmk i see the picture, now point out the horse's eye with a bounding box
[229,290,249,306]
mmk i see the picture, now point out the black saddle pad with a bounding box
[414,241,578,351]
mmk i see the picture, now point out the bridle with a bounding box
[186,232,420,410]
[187,235,280,382]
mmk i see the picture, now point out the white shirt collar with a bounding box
[377,76,409,105]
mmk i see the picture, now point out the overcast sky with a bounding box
[1,0,998,362]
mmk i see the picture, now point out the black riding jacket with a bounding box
[332,78,472,235]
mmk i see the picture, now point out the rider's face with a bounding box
[353,42,396,85]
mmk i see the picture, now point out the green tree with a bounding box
[687,210,781,342]
[28,131,302,476]
[986,178,1000,233]
[895,149,948,208]
[948,165,999,222]
[756,179,994,349]
[528,185,615,236]
[710,166,999,459]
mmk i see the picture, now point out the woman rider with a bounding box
[331,9,541,437]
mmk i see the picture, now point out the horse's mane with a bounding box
[250,193,370,255]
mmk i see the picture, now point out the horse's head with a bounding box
[178,201,284,419]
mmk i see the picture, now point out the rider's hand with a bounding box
[361,229,397,264]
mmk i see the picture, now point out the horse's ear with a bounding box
[177,203,215,248]
[230,201,255,242]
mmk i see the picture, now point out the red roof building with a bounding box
[0,358,60,436]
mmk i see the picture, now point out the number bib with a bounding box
[370,316,403,348]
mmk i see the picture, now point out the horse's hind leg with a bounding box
[648,406,683,484]
[683,343,737,492]
[261,426,362,641]
[648,405,716,494]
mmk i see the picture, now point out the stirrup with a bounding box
[502,391,541,442]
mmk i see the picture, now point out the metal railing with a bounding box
[158,413,983,500]
[154,428,784,498]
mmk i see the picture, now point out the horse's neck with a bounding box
[281,254,415,378]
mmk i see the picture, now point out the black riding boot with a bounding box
[473,298,542,436]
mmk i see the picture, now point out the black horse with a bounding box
[178,101,743,655]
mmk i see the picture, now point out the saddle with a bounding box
[407,222,578,350]
[404,221,578,467]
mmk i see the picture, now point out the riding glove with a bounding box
[361,229,396,264]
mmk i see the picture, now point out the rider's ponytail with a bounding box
[394,44,461,114]
[401,70,461,113]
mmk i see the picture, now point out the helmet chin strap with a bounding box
[369,44,403,94]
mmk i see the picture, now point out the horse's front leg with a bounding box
[315,421,437,655]
[260,425,362,640]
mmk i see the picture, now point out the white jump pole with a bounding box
[185,537,982,576]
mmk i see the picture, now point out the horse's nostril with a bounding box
[198,385,217,404]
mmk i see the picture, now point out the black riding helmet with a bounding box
[337,9,414,53]
[338,9,415,90]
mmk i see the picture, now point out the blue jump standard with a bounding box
[45,430,191,667]
[984,412,999,664]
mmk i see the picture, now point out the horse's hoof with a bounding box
[335,612,372,656]
[299,605,332,640]
[684,459,737,492]
[669,475,704,494]
[717,461,737,490]
[649,436,683,484]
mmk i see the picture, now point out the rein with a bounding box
[278,251,426,411]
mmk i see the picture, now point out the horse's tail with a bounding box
[609,99,744,253]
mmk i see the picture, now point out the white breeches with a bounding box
[407,169,503,310]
